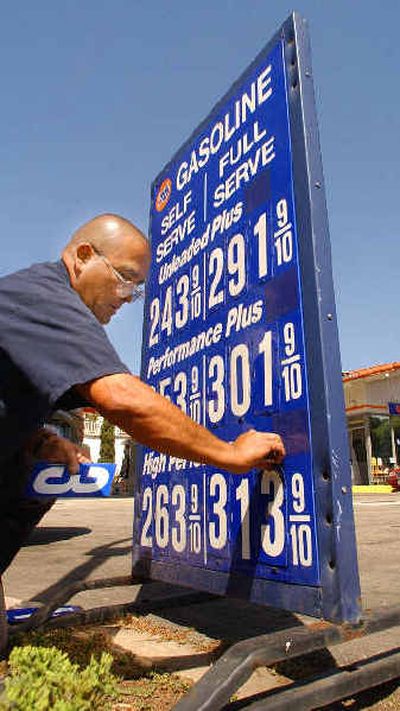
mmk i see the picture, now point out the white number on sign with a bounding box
[171,485,186,553]
[191,264,202,320]
[189,521,202,554]
[209,235,246,311]
[258,331,273,407]
[174,372,187,413]
[189,365,201,423]
[190,484,199,513]
[191,366,200,393]
[192,264,200,290]
[208,248,224,309]
[283,322,296,356]
[161,286,173,336]
[227,233,246,296]
[207,332,274,421]
[140,487,153,547]
[254,212,268,279]
[261,470,285,557]
[282,322,302,401]
[155,485,169,548]
[276,198,288,227]
[230,344,251,417]
[149,298,160,347]
[159,376,172,401]
[236,478,250,559]
[275,199,293,266]
[208,355,225,423]
[275,229,293,265]
[292,473,305,513]
[282,362,302,401]
[175,274,190,329]
[209,473,227,550]
[290,524,312,567]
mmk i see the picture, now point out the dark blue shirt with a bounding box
[0,260,130,462]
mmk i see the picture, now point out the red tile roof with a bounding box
[343,362,400,383]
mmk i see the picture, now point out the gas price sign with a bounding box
[133,14,361,622]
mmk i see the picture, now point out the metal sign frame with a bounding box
[132,12,361,623]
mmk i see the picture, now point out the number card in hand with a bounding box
[25,463,116,498]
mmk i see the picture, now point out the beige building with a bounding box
[343,363,400,485]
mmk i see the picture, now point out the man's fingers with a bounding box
[69,444,93,472]
[268,447,284,460]
[66,457,80,475]
[65,446,82,475]
[259,445,285,470]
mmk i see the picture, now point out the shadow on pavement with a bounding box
[156,595,303,642]
[32,537,133,604]
[23,527,92,546]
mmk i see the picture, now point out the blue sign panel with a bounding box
[133,13,361,622]
[25,463,116,498]
[388,403,400,416]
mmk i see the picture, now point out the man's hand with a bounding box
[24,429,91,475]
[228,430,285,474]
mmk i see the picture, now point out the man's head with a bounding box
[62,214,151,324]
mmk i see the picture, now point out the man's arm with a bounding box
[76,373,285,474]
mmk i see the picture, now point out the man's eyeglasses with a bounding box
[91,246,144,301]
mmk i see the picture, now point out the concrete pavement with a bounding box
[3,493,400,612]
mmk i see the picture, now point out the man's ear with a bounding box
[76,243,93,263]
[73,243,94,278]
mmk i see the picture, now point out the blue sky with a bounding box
[1,1,399,373]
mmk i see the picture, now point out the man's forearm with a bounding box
[120,391,233,468]
[82,374,234,469]
[77,373,285,475]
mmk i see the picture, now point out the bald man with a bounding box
[0,214,284,581]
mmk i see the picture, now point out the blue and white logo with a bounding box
[25,462,116,498]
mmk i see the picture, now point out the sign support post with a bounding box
[285,14,361,622]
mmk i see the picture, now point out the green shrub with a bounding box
[1,644,119,710]
[98,418,115,463]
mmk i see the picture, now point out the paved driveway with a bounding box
[3,493,400,613]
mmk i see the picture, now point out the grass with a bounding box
[113,672,191,711]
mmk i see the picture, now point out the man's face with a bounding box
[75,236,151,324]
